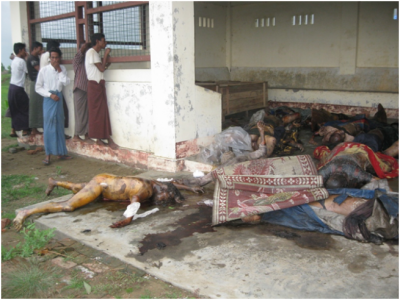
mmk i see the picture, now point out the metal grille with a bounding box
[91,0,128,8]
[29,0,75,19]
[88,3,149,57]
[28,1,150,62]
[33,18,77,60]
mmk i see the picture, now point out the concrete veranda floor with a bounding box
[17,126,399,299]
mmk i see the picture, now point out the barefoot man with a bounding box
[85,33,118,149]
[13,175,203,231]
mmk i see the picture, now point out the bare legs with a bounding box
[45,177,87,196]
[73,133,93,143]
[383,140,399,157]
[94,137,119,150]
[13,179,102,231]
[30,128,42,135]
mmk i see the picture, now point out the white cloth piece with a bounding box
[193,170,205,178]
[85,48,104,83]
[123,202,140,218]
[157,178,173,182]
[132,208,160,221]
[35,64,70,98]
[10,57,27,87]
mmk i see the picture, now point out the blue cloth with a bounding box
[376,192,399,219]
[260,204,344,236]
[43,90,68,156]
[327,188,377,204]
[353,133,381,152]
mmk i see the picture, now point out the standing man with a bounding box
[26,41,44,136]
[8,43,30,136]
[85,33,118,149]
[72,42,92,142]
[35,48,72,165]
[40,40,71,138]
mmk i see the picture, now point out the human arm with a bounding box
[35,68,63,101]
[94,48,111,72]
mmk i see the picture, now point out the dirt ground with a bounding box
[1,137,201,299]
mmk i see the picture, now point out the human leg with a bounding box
[45,177,87,196]
[13,180,103,231]
[383,140,399,157]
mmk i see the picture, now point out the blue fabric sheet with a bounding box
[260,204,344,236]
[43,90,68,156]
[327,188,378,204]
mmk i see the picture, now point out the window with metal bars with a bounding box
[27,1,150,63]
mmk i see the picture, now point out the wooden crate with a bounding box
[196,81,268,118]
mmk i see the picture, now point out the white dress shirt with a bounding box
[39,52,50,69]
[85,48,104,83]
[10,57,27,87]
[35,64,70,98]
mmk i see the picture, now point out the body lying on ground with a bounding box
[314,142,399,189]
[13,174,203,231]
[242,183,398,244]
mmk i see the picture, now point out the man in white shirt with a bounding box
[39,40,71,138]
[85,33,118,149]
[8,43,30,136]
[35,47,72,165]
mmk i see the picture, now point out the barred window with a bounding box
[27,1,150,63]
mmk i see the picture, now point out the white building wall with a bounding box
[10,1,222,164]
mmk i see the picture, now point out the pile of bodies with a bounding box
[13,104,399,245]
[186,104,399,244]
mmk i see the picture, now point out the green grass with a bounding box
[1,222,56,261]
[1,257,62,298]
[2,72,12,138]
[1,174,73,220]
[1,142,19,152]
[92,271,145,296]
[1,175,46,203]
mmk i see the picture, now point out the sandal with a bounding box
[42,159,50,165]
[58,155,72,160]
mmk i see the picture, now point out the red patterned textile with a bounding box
[314,142,399,179]
[212,155,329,225]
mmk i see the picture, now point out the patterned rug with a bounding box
[212,155,329,225]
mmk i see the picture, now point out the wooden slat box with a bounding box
[196,81,268,119]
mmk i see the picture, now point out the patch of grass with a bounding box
[2,143,19,152]
[1,211,16,220]
[2,73,12,139]
[164,291,184,298]
[62,275,85,291]
[92,271,145,296]
[1,258,61,298]
[140,289,153,299]
[2,174,46,203]
[56,165,62,176]
[1,174,73,205]
[2,222,56,261]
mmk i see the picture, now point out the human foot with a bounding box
[30,128,42,135]
[13,211,29,231]
[241,214,261,224]
[107,138,119,150]
[45,177,58,196]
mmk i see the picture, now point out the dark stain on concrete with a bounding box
[240,222,337,250]
[347,254,368,273]
[137,205,214,256]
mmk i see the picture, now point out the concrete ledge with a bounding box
[17,135,213,174]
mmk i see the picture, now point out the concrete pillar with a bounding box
[339,2,358,75]
[10,2,29,48]
[150,1,195,159]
